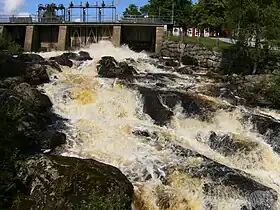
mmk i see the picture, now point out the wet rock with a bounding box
[25,63,50,85]
[130,85,231,126]
[50,53,73,67]
[245,113,280,154]
[0,52,26,79]
[181,54,198,66]
[77,51,93,61]
[16,155,133,210]
[175,66,194,75]
[97,56,137,79]
[13,83,52,112]
[164,59,179,67]
[18,53,45,63]
[207,132,258,156]
[0,76,25,88]
[166,144,278,210]
[38,131,66,150]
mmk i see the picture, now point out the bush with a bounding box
[0,35,23,52]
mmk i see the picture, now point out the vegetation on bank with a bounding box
[168,35,233,52]
[0,35,23,52]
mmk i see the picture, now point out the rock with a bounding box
[164,59,179,67]
[244,113,280,155]
[18,53,44,63]
[0,52,26,79]
[16,155,133,210]
[166,143,278,210]
[207,131,258,156]
[77,51,93,61]
[37,131,66,150]
[97,56,137,78]
[175,66,194,75]
[131,85,231,126]
[0,76,25,88]
[181,54,198,66]
[25,64,50,85]
[13,83,52,112]
[50,53,73,67]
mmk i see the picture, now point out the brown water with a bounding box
[41,41,280,210]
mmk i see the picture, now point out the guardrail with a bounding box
[120,15,173,24]
[0,14,173,24]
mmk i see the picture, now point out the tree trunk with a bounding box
[252,29,260,75]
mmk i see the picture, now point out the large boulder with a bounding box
[16,155,133,210]
[25,64,50,85]
[18,53,45,63]
[13,83,52,112]
[97,56,137,78]
[76,51,93,61]
[50,53,73,67]
[49,52,93,67]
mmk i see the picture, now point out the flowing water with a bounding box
[40,41,280,210]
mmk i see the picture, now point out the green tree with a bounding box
[123,4,142,16]
[140,0,193,29]
[227,0,280,74]
[192,0,228,33]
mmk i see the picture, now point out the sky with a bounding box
[0,0,149,15]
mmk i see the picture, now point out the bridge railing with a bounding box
[0,14,172,24]
[120,15,173,24]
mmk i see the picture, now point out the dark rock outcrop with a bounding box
[18,53,45,63]
[207,131,258,156]
[16,155,133,210]
[131,86,231,126]
[97,56,137,78]
[50,53,73,67]
[13,83,52,112]
[25,64,50,85]
[49,52,93,67]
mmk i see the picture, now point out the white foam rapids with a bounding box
[41,41,280,210]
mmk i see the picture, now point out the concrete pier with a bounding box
[57,26,67,51]
[155,26,164,54]
[112,25,121,47]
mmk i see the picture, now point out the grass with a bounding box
[168,36,234,52]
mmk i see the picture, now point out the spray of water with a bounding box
[41,41,280,209]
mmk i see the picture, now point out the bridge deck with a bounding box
[0,22,165,27]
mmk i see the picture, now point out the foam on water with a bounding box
[41,41,280,209]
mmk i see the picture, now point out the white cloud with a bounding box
[0,0,26,14]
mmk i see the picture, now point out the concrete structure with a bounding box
[2,23,166,52]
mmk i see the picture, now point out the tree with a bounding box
[139,0,193,29]
[192,0,228,34]
[123,4,142,16]
[227,0,280,74]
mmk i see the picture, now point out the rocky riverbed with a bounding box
[1,41,280,210]
[0,51,133,209]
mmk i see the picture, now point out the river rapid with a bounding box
[40,41,280,210]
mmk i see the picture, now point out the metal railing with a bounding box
[120,15,173,24]
[0,14,172,24]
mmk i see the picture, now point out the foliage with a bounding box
[123,4,142,16]
[0,35,23,52]
[169,36,233,52]
[227,0,280,74]
[192,0,228,33]
[139,0,193,29]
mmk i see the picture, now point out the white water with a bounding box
[41,41,280,210]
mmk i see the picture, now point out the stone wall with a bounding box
[160,40,224,69]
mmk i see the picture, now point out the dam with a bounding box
[0,2,170,53]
